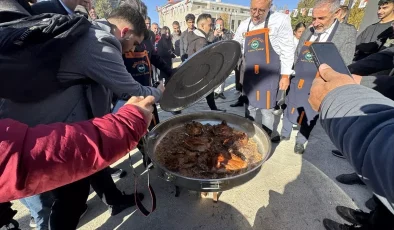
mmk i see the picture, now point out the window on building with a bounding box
[231,20,235,30]
[217,7,219,10]
[238,20,241,26]
[198,6,200,8]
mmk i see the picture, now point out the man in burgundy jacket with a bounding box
[0,96,153,203]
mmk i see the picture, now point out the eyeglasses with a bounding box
[250,8,268,15]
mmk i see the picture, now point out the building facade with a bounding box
[158,0,250,33]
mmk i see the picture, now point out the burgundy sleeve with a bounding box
[0,105,147,202]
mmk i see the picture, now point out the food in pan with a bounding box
[155,121,263,179]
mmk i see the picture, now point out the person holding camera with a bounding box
[212,18,233,100]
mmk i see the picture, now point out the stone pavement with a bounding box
[5,74,371,230]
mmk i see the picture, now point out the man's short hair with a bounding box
[197,13,212,24]
[118,0,148,19]
[172,21,180,26]
[216,18,224,23]
[146,16,151,21]
[152,22,158,27]
[379,0,394,5]
[314,0,340,13]
[108,5,147,36]
[185,14,195,22]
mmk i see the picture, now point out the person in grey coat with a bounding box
[280,0,357,154]
[180,13,196,62]
[309,64,394,230]
[0,3,163,229]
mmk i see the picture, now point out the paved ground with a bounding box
[5,74,371,230]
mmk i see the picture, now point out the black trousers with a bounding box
[235,65,242,92]
[50,168,123,229]
[206,92,217,110]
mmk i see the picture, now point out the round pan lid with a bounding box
[160,40,241,112]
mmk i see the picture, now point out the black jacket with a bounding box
[187,29,209,57]
[31,0,68,15]
[135,39,172,80]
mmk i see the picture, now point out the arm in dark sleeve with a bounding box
[157,39,166,57]
[348,47,394,75]
[0,105,147,202]
[320,84,394,206]
[84,34,162,101]
[180,32,186,56]
[151,53,172,78]
[195,37,208,52]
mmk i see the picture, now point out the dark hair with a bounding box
[161,26,171,37]
[118,0,148,19]
[294,22,306,32]
[185,14,195,22]
[146,16,151,21]
[379,0,394,5]
[172,21,180,26]
[108,5,147,36]
[216,18,224,23]
[197,13,212,24]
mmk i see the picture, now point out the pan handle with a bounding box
[200,181,221,190]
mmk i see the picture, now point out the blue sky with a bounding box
[146,0,298,24]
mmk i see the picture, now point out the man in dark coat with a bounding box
[186,13,225,112]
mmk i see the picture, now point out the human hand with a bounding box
[214,29,220,37]
[126,96,155,129]
[279,76,290,90]
[309,64,357,111]
[157,81,165,93]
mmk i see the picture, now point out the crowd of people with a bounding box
[0,0,394,229]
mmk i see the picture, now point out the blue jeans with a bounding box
[20,192,53,230]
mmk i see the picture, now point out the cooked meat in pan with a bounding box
[156,121,262,179]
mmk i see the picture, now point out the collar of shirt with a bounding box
[311,20,338,42]
[59,0,74,15]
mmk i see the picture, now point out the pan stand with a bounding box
[200,192,222,202]
[173,187,222,202]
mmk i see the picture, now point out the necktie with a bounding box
[315,33,322,42]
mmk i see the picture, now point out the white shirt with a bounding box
[293,36,300,49]
[233,12,295,75]
[58,0,74,15]
[309,20,338,42]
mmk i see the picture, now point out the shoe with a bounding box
[214,93,219,99]
[80,204,88,220]
[108,193,144,216]
[335,206,369,225]
[280,136,290,141]
[323,219,362,230]
[332,150,345,159]
[109,167,126,179]
[271,135,280,143]
[218,93,226,100]
[29,217,37,228]
[336,173,365,185]
[230,100,244,107]
[365,197,377,210]
[214,108,226,112]
[294,143,305,154]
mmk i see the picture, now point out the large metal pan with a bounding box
[145,111,272,192]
